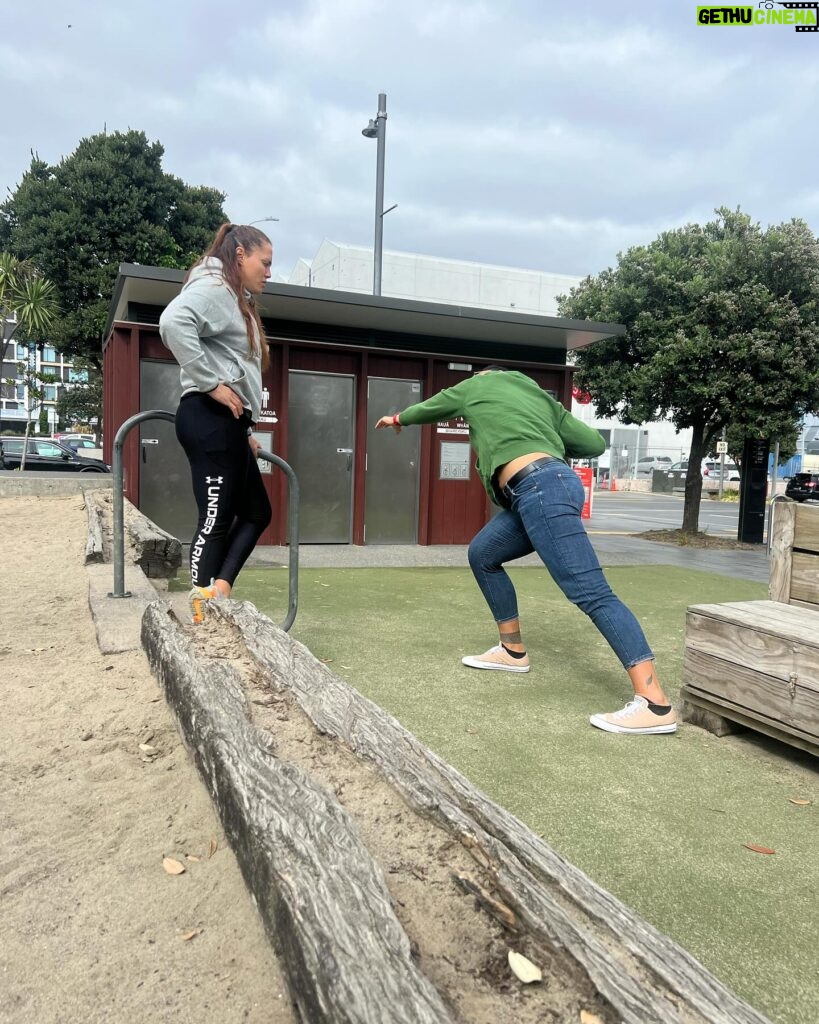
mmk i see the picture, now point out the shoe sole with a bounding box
[461,657,530,673]
[189,590,214,625]
[589,715,677,734]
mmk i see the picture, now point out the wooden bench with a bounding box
[680,499,819,756]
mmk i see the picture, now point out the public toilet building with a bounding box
[103,265,622,546]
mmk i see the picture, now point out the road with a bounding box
[587,489,741,537]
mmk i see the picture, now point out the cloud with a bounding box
[0,0,816,286]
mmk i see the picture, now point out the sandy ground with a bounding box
[0,495,297,1024]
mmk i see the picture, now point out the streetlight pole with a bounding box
[248,216,279,227]
[361,93,389,296]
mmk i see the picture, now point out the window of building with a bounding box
[41,346,58,362]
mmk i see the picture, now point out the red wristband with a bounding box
[392,413,400,425]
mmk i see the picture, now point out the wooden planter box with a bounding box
[681,501,819,756]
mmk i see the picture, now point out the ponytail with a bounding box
[192,222,271,370]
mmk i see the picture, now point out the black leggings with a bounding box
[176,393,272,588]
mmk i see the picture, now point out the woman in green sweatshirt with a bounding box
[376,367,676,735]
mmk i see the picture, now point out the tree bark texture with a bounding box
[140,603,453,1024]
[142,599,773,1024]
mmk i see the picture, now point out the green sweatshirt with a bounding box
[398,370,605,505]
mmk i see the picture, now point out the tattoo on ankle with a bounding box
[643,674,655,690]
[500,630,523,644]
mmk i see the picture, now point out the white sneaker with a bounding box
[461,645,530,673]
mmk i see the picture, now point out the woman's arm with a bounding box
[159,295,222,394]
[374,384,466,432]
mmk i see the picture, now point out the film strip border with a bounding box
[778,1,819,31]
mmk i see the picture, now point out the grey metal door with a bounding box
[365,378,422,543]
[288,371,355,543]
[139,360,193,541]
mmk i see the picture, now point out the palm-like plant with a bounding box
[1,252,61,468]
[1,253,60,365]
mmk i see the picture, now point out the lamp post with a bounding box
[248,216,279,227]
[361,92,393,296]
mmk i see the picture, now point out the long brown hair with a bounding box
[192,222,271,370]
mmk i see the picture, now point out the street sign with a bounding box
[575,466,593,519]
[716,441,728,454]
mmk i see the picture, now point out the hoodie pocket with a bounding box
[227,357,247,386]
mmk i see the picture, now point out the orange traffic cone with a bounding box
[610,476,616,491]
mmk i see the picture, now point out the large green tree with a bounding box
[0,130,226,368]
[558,208,819,533]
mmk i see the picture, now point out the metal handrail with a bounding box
[110,410,176,599]
[766,492,791,554]
[109,410,299,631]
[258,448,299,631]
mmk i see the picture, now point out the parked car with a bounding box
[700,462,737,481]
[669,459,740,481]
[0,436,110,473]
[62,437,99,452]
[636,456,673,474]
[785,472,819,502]
[55,432,96,443]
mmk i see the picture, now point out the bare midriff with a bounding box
[496,452,554,490]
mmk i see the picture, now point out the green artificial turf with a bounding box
[188,564,819,1024]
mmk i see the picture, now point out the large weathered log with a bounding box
[82,489,181,577]
[83,489,106,564]
[140,603,453,1024]
[225,600,772,1024]
[124,500,182,578]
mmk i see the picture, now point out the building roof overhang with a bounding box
[105,263,624,355]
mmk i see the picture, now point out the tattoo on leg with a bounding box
[500,629,523,644]
[643,673,655,690]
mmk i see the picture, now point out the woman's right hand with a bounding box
[208,383,244,418]
[375,415,402,433]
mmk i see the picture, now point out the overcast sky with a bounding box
[2,0,817,284]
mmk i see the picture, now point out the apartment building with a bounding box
[0,337,85,434]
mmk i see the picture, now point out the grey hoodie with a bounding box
[159,257,263,422]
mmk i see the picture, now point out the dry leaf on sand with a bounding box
[580,1011,604,1024]
[208,838,218,858]
[181,930,199,941]
[507,949,542,984]
[743,844,775,855]
[163,857,186,875]
[788,798,811,806]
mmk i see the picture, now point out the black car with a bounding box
[0,435,110,473]
[785,472,819,502]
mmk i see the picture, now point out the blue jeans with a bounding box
[467,460,654,669]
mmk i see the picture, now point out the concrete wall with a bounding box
[0,473,113,497]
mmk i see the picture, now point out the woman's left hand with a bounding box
[248,435,262,458]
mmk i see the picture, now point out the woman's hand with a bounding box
[248,434,262,458]
[375,415,402,433]
[209,383,244,418]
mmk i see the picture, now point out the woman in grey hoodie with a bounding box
[159,223,273,622]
